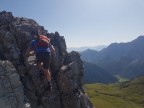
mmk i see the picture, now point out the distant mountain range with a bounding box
[83,61,118,83]
[67,45,106,52]
[81,36,144,79]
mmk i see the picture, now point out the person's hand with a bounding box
[25,51,34,57]
[29,51,34,56]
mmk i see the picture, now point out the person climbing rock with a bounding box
[26,32,55,91]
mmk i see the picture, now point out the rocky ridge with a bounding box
[0,11,94,108]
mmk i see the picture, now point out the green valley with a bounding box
[115,75,129,82]
[85,76,144,108]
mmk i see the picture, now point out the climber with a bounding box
[26,32,55,91]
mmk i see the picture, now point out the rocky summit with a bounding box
[0,11,94,108]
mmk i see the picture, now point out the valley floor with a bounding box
[85,79,144,108]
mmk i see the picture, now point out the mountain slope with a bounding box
[81,36,144,79]
[81,49,99,63]
[85,76,144,108]
[84,62,118,83]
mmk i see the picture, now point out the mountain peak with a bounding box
[81,35,144,79]
[132,35,144,42]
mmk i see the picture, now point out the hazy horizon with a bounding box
[68,35,144,48]
[1,0,144,47]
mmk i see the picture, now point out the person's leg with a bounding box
[37,62,43,70]
[43,68,51,81]
[43,52,52,90]
[43,52,51,81]
[36,53,43,70]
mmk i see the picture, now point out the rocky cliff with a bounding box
[0,11,94,108]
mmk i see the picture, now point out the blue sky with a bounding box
[0,0,144,47]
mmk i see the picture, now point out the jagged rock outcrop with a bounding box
[0,60,27,108]
[0,11,94,108]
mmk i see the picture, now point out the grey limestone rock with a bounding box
[0,11,94,108]
[0,60,27,108]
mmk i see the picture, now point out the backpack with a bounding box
[36,35,55,53]
[37,35,50,47]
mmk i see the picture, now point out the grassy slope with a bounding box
[85,76,144,108]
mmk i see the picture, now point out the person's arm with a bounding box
[25,47,34,56]
[51,45,56,53]
[48,43,56,54]
[26,47,33,54]
[25,40,35,56]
